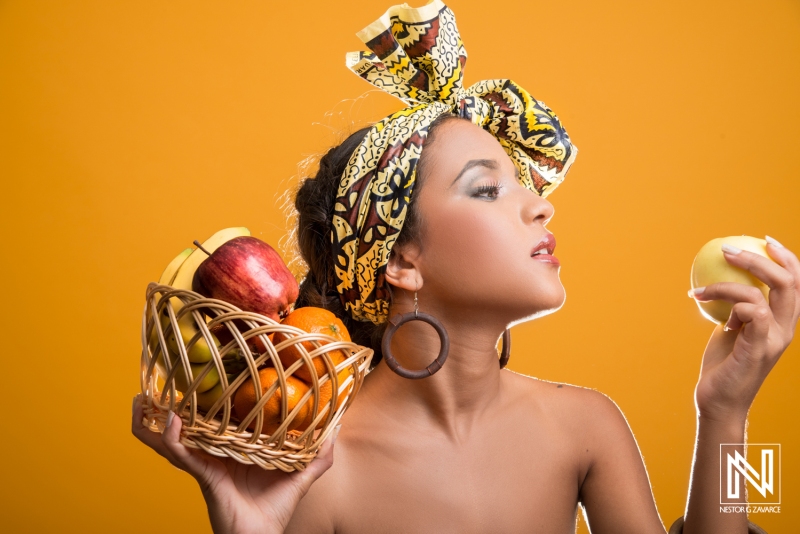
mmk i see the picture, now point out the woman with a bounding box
[132,1,799,532]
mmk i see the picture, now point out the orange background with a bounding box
[1,0,798,531]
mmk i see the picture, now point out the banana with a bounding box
[149,248,193,359]
[159,248,193,285]
[149,246,216,364]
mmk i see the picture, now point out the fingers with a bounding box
[160,411,213,481]
[131,394,175,461]
[722,243,797,329]
[290,424,340,492]
[722,246,795,291]
[693,281,767,305]
[724,301,771,333]
[725,302,771,364]
[765,237,800,321]
[767,236,800,283]
[131,394,209,479]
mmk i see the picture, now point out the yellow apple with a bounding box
[195,383,225,412]
[162,314,219,364]
[156,353,221,393]
[690,235,773,324]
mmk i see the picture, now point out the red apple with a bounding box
[193,236,299,322]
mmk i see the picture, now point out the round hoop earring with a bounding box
[381,287,450,379]
[499,329,511,369]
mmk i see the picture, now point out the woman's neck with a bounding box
[359,314,508,443]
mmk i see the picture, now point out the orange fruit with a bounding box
[307,376,349,430]
[273,307,354,427]
[233,367,313,434]
[274,307,350,374]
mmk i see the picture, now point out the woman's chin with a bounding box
[506,292,565,327]
[530,284,566,309]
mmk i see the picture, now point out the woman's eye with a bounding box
[472,182,503,199]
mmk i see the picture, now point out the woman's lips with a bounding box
[532,254,560,266]
[531,233,559,265]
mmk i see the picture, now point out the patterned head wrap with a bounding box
[331,0,578,325]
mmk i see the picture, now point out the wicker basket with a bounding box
[139,282,374,472]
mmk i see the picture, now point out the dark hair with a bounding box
[291,113,463,369]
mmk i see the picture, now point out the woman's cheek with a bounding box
[422,203,516,280]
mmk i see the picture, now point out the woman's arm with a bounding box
[683,239,799,533]
[682,415,747,534]
[577,390,667,534]
[580,239,799,533]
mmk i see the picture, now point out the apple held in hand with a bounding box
[690,235,775,324]
[192,236,299,322]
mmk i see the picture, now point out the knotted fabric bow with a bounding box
[331,0,577,325]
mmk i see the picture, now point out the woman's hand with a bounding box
[691,238,800,424]
[131,394,338,534]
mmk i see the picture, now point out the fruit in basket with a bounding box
[160,248,193,286]
[149,310,219,364]
[196,383,225,412]
[192,236,299,322]
[175,361,221,393]
[274,307,354,425]
[171,227,252,293]
[690,236,772,324]
[160,316,220,363]
[156,354,221,393]
[234,367,314,434]
[275,307,351,378]
[210,321,274,355]
[148,247,194,359]
[157,228,251,363]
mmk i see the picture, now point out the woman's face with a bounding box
[407,118,565,325]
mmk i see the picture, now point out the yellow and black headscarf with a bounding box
[331,0,577,325]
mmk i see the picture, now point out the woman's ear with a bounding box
[384,243,423,292]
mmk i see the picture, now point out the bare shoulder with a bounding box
[503,370,624,424]
[503,370,662,532]
[509,372,630,443]
[502,371,633,475]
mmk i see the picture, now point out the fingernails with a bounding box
[766,235,785,248]
[166,411,175,429]
[721,243,742,255]
[332,424,342,444]
[688,287,706,298]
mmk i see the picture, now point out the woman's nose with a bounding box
[522,191,555,226]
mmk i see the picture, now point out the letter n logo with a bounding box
[720,443,781,505]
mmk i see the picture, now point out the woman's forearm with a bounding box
[682,415,749,534]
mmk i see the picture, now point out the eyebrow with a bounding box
[448,159,499,189]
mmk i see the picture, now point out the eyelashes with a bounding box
[472,180,504,199]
